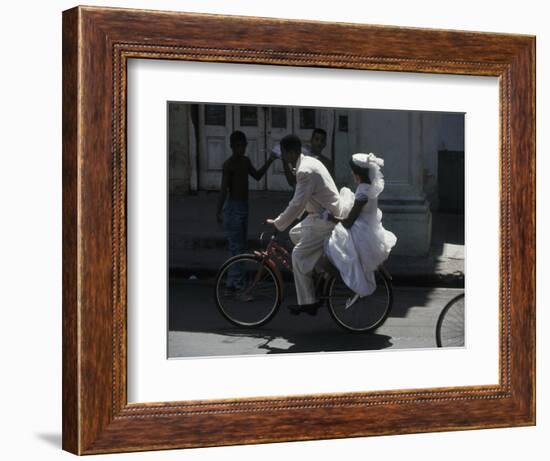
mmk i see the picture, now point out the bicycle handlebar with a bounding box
[259,222,280,245]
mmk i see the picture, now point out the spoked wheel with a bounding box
[435,293,465,347]
[327,271,393,332]
[214,254,281,327]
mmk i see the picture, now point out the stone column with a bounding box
[354,109,432,256]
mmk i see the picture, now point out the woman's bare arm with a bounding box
[329,198,368,229]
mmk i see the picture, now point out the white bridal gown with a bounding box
[325,182,397,297]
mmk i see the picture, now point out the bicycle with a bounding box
[435,293,465,347]
[214,226,393,332]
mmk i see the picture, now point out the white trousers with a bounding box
[289,215,335,305]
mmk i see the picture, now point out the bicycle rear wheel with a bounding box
[436,293,465,347]
[214,254,281,327]
[327,271,393,332]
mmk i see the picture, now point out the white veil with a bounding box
[351,153,385,198]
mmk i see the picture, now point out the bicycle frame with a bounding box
[251,237,289,297]
[254,235,336,304]
[215,228,394,331]
[252,229,391,306]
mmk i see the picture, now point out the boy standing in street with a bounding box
[216,130,276,290]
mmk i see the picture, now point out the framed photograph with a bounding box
[62,5,535,455]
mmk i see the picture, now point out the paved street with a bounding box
[168,278,463,358]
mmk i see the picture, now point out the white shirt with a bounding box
[274,155,341,231]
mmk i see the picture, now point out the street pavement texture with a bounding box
[168,279,463,358]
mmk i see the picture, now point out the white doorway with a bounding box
[197,104,334,191]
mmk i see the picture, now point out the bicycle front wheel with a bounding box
[327,271,393,332]
[214,254,281,327]
[435,293,465,347]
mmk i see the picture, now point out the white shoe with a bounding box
[345,293,360,309]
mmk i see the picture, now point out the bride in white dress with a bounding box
[325,153,397,297]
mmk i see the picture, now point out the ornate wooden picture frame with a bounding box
[62,5,535,455]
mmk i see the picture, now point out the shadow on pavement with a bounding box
[217,328,392,354]
[169,279,394,356]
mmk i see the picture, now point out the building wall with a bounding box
[168,103,192,195]
[334,109,464,195]
[169,105,464,255]
[421,112,465,210]
[333,109,464,255]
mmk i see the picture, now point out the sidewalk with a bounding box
[169,191,464,287]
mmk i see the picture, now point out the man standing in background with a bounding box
[283,128,334,188]
[307,128,334,176]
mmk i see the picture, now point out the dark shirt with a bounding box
[316,155,334,178]
[222,155,265,201]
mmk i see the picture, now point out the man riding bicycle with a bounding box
[266,134,345,316]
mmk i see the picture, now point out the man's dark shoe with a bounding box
[288,302,321,316]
